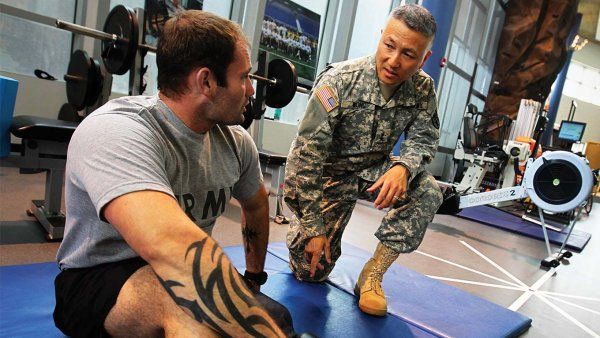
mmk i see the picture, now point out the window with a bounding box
[203,0,233,18]
[564,61,600,106]
[448,0,486,73]
[0,17,70,77]
[438,70,471,149]
[347,0,392,60]
[0,1,76,79]
[109,0,145,11]
[0,0,76,21]
[434,0,505,179]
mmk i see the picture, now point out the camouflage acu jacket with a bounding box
[284,55,440,236]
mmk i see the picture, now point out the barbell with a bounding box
[56,5,310,109]
[57,5,153,75]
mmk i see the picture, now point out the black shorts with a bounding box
[53,257,148,338]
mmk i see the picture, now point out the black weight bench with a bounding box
[1,115,77,239]
[259,150,289,224]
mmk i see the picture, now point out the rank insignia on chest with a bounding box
[315,85,339,112]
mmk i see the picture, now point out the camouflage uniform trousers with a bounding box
[287,170,443,282]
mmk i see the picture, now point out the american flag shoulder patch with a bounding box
[315,86,338,112]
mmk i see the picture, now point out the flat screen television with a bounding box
[557,120,586,143]
[259,0,321,86]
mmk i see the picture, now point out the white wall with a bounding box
[555,95,600,143]
[261,119,299,154]
[555,42,600,143]
[571,40,600,67]
[0,71,66,120]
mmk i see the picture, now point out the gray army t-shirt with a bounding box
[56,95,262,269]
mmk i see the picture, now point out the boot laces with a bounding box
[368,280,384,295]
[365,246,397,295]
[366,266,384,295]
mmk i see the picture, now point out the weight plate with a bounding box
[85,57,103,108]
[57,103,83,123]
[241,97,255,129]
[102,5,139,75]
[65,50,95,111]
[265,58,297,108]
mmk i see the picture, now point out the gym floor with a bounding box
[1,166,598,337]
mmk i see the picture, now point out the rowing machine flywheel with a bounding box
[523,151,593,213]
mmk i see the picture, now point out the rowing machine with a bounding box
[452,151,594,268]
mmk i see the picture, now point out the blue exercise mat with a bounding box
[0,246,435,338]
[261,272,433,337]
[457,205,591,251]
[268,242,532,338]
[0,262,64,337]
[227,246,434,337]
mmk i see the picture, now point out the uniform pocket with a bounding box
[334,106,375,154]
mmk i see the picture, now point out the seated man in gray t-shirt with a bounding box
[53,10,288,338]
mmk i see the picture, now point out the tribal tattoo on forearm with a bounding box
[157,238,282,337]
[241,225,259,255]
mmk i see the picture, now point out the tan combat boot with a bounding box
[354,242,399,316]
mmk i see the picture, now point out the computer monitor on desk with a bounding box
[557,120,586,143]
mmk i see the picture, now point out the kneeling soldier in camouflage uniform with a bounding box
[284,4,443,317]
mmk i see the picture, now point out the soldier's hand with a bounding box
[304,235,331,278]
[367,164,409,209]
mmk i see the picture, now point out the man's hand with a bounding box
[367,164,409,209]
[304,235,331,278]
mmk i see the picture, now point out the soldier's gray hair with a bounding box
[390,4,437,40]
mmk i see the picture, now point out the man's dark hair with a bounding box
[390,4,437,42]
[156,10,248,98]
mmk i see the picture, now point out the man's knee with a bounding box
[288,252,333,282]
[424,182,443,214]
[412,172,443,215]
[378,174,441,253]
[290,264,332,282]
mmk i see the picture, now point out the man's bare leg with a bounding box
[105,265,219,337]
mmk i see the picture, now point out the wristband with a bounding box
[244,270,268,285]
